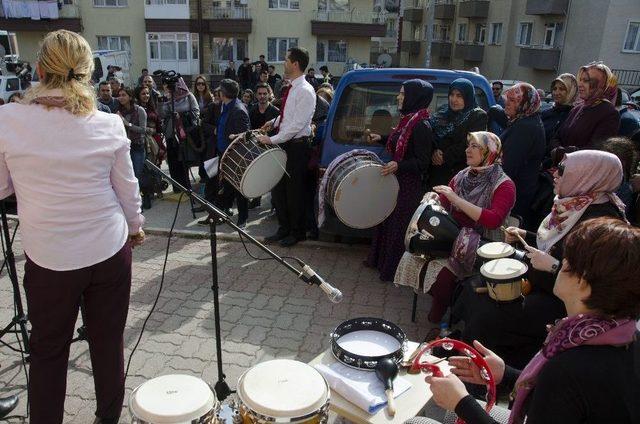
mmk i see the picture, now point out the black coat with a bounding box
[540,104,572,150]
[218,99,250,154]
[394,120,434,192]
[428,108,487,188]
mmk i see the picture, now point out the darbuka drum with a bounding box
[325,154,399,229]
[480,258,528,302]
[129,374,219,423]
[404,201,460,258]
[220,131,287,199]
[330,317,407,370]
[237,359,330,424]
[477,242,515,264]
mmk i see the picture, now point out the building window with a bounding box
[318,0,350,12]
[457,23,467,42]
[268,0,300,10]
[97,36,131,56]
[517,22,533,46]
[386,18,397,38]
[474,24,486,44]
[210,37,248,62]
[93,0,128,6]
[267,37,298,62]
[192,34,199,60]
[623,21,640,52]
[213,0,243,6]
[147,33,197,62]
[317,40,347,62]
[489,23,502,45]
[543,23,562,48]
[145,0,187,4]
[433,24,450,41]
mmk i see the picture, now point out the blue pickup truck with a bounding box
[318,68,496,238]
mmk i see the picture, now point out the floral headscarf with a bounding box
[577,62,618,106]
[467,131,502,168]
[503,82,541,122]
[551,73,578,106]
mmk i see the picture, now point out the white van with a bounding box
[91,50,131,86]
[0,75,28,102]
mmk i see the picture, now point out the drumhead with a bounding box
[333,164,399,229]
[238,359,329,420]
[240,148,287,198]
[130,374,215,422]
[477,242,515,259]
[336,330,402,357]
[480,258,528,280]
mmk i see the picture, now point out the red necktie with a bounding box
[276,85,291,134]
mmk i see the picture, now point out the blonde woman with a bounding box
[0,30,144,423]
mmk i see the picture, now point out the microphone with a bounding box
[301,265,343,303]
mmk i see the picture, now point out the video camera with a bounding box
[153,69,181,91]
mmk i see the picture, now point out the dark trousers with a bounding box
[220,180,248,223]
[166,140,191,190]
[272,140,310,238]
[24,244,132,424]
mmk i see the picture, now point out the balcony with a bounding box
[458,1,490,19]
[144,0,190,19]
[525,0,569,15]
[434,2,455,20]
[454,42,485,61]
[201,6,252,33]
[431,40,452,58]
[0,1,81,32]
[403,8,424,23]
[519,46,561,70]
[311,10,387,37]
[401,40,421,55]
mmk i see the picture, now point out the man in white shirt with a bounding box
[257,47,316,247]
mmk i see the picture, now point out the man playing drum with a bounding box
[257,47,316,248]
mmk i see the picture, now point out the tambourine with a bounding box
[411,338,496,424]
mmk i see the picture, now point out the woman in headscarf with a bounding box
[428,78,488,188]
[158,77,199,191]
[556,62,620,149]
[541,73,577,148]
[453,150,627,368]
[427,218,639,424]
[499,82,545,230]
[395,132,515,326]
[364,79,434,282]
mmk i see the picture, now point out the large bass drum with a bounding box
[404,201,460,258]
[129,374,219,423]
[220,131,287,199]
[325,154,399,229]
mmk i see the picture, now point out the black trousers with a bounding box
[166,138,191,190]
[272,140,310,238]
[220,180,248,222]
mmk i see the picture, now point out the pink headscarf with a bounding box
[503,82,541,122]
[577,62,618,106]
[537,150,626,252]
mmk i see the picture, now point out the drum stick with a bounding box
[501,226,530,249]
[385,389,396,416]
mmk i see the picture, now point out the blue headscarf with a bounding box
[400,79,434,115]
[430,78,478,140]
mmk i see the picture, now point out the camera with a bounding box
[153,69,181,91]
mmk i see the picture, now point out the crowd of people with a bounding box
[0,27,639,423]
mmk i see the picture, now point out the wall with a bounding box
[598,0,640,71]
[13,32,46,66]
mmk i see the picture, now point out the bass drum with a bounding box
[404,201,460,258]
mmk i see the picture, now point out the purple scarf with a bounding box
[509,314,637,424]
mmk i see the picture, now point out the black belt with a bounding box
[289,136,311,144]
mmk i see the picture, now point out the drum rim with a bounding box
[480,257,528,280]
[404,201,431,252]
[331,164,399,229]
[330,317,407,371]
[477,242,516,259]
[486,279,524,302]
[220,134,244,167]
[238,147,287,198]
[237,359,330,422]
[128,374,217,422]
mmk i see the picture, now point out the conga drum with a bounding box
[404,201,460,257]
[480,258,528,302]
[237,359,330,424]
[220,131,287,199]
[325,154,399,229]
[129,374,219,423]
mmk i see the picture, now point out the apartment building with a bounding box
[396,0,640,89]
[0,0,385,84]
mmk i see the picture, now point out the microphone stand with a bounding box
[144,160,338,401]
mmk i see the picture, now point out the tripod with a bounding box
[145,159,342,401]
[0,201,29,357]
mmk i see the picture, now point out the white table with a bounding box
[308,345,451,424]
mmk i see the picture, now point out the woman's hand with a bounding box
[449,340,505,386]
[381,161,398,176]
[422,191,441,204]
[368,133,382,144]
[433,185,459,204]
[432,149,444,166]
[145,127,155,135]
[261,121,273,133]
[425,374,469,411]
[504,226,526,244]
[525,245,560,272]
[129,229,145,249]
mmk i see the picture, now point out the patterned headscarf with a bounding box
[551,73,578,106]
[467,131,502,168]
[172,77,191,101]
[577,61,618,106]
[430,78,478,140]
[503,82,541,122]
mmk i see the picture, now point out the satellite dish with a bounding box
[377,53,393,68]
[385,0,400,13]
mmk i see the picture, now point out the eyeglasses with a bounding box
[196,82,206,86]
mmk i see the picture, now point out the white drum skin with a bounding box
[480,258,528,302]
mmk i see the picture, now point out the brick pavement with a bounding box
[0,228,436,423]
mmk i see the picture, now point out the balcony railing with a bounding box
[203,6,251,19]
[144,0,189,19]
[613,69,640,89]
[518,46,561,70]
[525,0,569,15]
[313,10,388,25]
[454,41,485,61]
[458,0,490,19]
